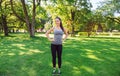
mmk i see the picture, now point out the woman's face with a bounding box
[55,18,60,26]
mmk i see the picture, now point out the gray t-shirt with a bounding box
[52,27,64,45]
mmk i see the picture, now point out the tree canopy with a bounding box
[0,0,120,37]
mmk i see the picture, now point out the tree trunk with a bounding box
[1,14,8,36]
[87,32,91,37]
[86,21,95,37]
[1,0,8,36]
[71,23,74,37]
[28,23,35,37]
[71,10,75,37]
[31,0,36,37]
[21,0,35,37]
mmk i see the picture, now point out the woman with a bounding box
[45,17,68,75]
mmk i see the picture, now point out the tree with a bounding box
[45,0,92,36]
[21,0,36,37]
[97,0,120,31]
[10,0,38,37]
[0,0,12,36]
[10,0,48,37]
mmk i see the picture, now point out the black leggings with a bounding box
[51,44,62,68]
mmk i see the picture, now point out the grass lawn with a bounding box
[0,33,120,76]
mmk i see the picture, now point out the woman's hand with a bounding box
[48,38,54,42]
[62,28,68,42]
[45,27,54,42]
[62,38,66,42]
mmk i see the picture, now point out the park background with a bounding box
[0,0,120,76]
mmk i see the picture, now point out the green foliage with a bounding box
[1,0,120,36]
[78,32,88,36]
[0,0,12,16]
[45,0,92,35]
[12,0,25,19]
[113,0,120,13]
[91,0,120,34]
[77,32,96,37]
[44,22,52,31]
[35,6,48,29]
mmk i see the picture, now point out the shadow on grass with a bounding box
[0,33,120,76]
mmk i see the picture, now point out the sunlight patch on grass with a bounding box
[73,66,80,70]
[87,54,104,61]
[19,49,44,55]
[85,49,94,53]
[19,51,25,55]
[80,65,95,74]
[111,48,120,51]
[36,34,46,37]
[8,53,15,56]
[12,44,26,50]
[68,37,81,41]
[72,66,81,75]
[72,70,81,75]
[12,44,24,46]
[29,49,44,53]
[84,49,104,61]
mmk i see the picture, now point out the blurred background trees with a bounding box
[0,0,120,37]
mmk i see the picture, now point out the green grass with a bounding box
[0,33,120,76]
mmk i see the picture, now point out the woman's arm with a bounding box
[63,28,68,41]
[45,27,54,41]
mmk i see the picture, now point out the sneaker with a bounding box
[58,69,61,75]
[52,68,56,75]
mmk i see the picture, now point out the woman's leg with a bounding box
[57,45,62,68]
[51,44,57,68]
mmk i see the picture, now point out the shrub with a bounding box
[78,32,88,36]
